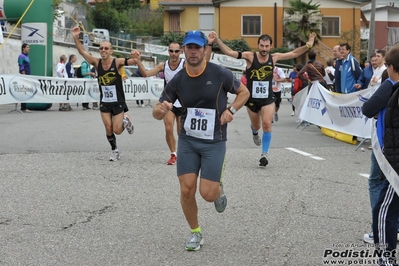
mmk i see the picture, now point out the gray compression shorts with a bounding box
[177,137,226,182]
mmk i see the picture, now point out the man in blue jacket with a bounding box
[339,43,362,94]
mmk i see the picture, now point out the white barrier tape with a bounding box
[372,119,399,195]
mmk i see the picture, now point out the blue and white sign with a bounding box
[21,22,47,45]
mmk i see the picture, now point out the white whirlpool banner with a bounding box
[298,81,372,139]
[0,74,164,104]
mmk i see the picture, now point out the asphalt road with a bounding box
[0,99,375,266]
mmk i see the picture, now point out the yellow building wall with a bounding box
[319,7,362,51]
[161,4,362,62]
[163,12,169,32]
[163,7,200,34]
[218,6,285,50]
[149,0,159,9]
[180,7,200,32]
[214,7,220,33]
[218,6,361,55]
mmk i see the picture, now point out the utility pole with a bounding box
[367,0,376,59]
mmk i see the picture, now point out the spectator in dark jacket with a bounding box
[332,45,343,93]
[297,51,326,88]
[367,44,399,264]
[355,54,375,90]
[65,54,76,78]
[134,69,145,107]
[63,54,76,111]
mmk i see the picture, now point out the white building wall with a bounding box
[0,38,100,75]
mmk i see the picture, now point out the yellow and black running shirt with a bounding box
[97,59,125,105]
[246,52,274,104]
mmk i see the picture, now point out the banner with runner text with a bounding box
[298,82,371,139]
[0,74,164,104]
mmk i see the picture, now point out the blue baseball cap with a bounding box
[183,30,207,46]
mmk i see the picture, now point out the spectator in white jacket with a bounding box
[324,57,335,91]
[272,66,286,122]
[55,55,71,111]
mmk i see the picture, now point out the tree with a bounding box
[127,6,163,36]
[160,32,185,46]
[89,1,163,39]
[111,0,141,13]
[271,48,295,66]
[340,26,363,63]
[90,1,132,32]
[284,0,322,64]
[53,0,63,21]
[212,38,251,54]
[70,0,87,4]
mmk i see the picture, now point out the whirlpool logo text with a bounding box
[9,77,37,101]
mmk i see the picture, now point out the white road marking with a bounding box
[286,148,369,178]
[310,156,325,160]
[285,147,325,161]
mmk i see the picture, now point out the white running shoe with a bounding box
[214,182,227,213]
[363,232,373,244]
[109,150,120,161]
[123,114,134,135]
[185,232,204,251]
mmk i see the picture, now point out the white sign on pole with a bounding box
[83,33,89,51]
[21,22,47,45]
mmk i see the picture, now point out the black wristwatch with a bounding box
[228,106,236,115]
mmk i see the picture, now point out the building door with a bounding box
[169,12,180,33]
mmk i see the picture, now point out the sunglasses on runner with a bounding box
[99,47,110,51]
[168,49,180,53]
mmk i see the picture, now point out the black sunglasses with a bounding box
[168,49,180,53]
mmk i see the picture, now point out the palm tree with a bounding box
[284,0,322,64]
